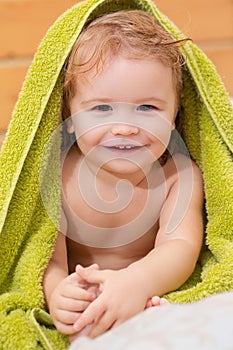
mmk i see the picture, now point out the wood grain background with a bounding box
[0,0,232,147]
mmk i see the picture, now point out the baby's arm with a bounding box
[43,232,97,336]
[73,161,204,337]
[121,160,204,297]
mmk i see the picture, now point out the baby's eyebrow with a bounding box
[80,97,166,106]
[133,98,166,105]
[80,98,114,106]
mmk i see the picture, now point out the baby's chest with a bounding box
[66,222,158,271]
[62,160,167,248]
[64,185,163,249]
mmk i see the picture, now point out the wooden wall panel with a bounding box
[0,62,30,131]
[155,0,233,42]
[0,0,78,59]
[0,0,232,149]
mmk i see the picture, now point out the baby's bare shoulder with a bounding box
[165,153,202,175]
[163,153,203,192]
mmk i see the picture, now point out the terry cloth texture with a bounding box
[0,0,232,348]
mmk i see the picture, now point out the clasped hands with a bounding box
[49,263,167,340]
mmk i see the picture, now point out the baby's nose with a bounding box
[111,123,139,136]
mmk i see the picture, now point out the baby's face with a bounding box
[68,57,177,176]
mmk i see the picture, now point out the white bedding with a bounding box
[69,292,233,350]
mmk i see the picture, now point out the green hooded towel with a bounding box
[0,0,233,348]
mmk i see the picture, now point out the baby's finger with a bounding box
[145,299,152,308]
[53,310,81,333]
[59,297,91,312]
[88,312,114,338]
[54,320,78,336]
[73,297,105,332]
[68,270,98,289]
[88,285,101,298]
[74,263,99,282]
[110,319,122,329]
[60,284,96,301]
[150,296,161,306]
[160,297,169,305]
[85,263,100,271]
[76,265,106,284]
[67,271,88,286]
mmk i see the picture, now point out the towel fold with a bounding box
[0,0,232,348]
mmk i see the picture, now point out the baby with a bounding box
[43,10,204,340]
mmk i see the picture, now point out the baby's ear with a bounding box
[66,118,75,134]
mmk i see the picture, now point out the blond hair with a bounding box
[63,10,189,120]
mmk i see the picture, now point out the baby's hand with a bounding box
[73,266,149,338]
[49,265,99,336]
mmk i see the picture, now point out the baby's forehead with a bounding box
[74,53,173,81]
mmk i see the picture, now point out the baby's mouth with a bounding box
[102,144,144,153]
[107,145,142,150]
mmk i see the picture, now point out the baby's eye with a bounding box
[137,104,157,111]
[92,104,113,112]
